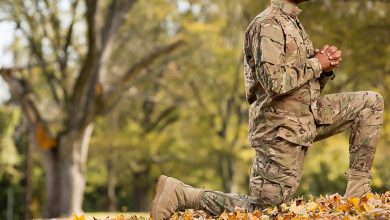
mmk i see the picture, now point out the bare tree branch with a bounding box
[64,0,102,131]
[101,0,138,47]
[60,0,79,81]
[0,68,57,150]
[69,0,137,128]
[122,39,185,85]
[10,1,67,105]
[69,0,98,107]
[100,39,185,114]
[145,106,176,133]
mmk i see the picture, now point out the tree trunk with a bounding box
[130,168,151,211]
[24,142,32,220]
[41,150,61,217]
[221,155,234,193]
[41,124,94,218]
[106,156,117,212]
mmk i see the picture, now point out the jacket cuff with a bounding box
[308,58,323,78]
[322,70,336,79]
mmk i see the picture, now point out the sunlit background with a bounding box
[0,0,389,219]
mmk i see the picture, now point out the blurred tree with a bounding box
[0,0,183,217]
[0,0,389,216]
[84,2,272,212]
[159,0,269,194]
[86,0,390,211]
[298,0,390,196]
[0,107,23,220]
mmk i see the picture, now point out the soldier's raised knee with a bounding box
[364,91,384,110]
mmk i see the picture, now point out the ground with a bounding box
[41,193,390,220]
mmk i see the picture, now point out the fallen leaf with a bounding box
[73,215,85,220]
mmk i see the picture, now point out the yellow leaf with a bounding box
[361,202,375,212]
[306,201,318,212]
[280,203,289,212]
[228,212,237,220]
[289,201,305,214]
[130,216,138,220]
[35,123,56,150]
[183,210,192,220]
[169,212,179,220]
[236,211,249,220]
[348,198,360,209]
[366,193,375,200]
[116,215,125,220]
[73,215,85,220]
[218,211,229,220]
[330,194,341,207]
[251,210,262,219]
[336,204,349,212]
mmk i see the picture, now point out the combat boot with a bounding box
[150,175,205,220]
[343,170,372,198]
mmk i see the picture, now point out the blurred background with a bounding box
[0,0,389,219]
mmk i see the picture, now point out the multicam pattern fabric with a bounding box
[244,0,324,147]
[200,91,384,215]
[200,139,307,214]
[198,0,384,216]
[314,91,384,172]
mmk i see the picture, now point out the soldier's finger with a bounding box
[330,59,342,64]
[327,46,338,56]
[333,50,342,56]
[329,52,342,60]
[331,61,340,66]
[328,50,342,59]
[315,49,321,54]
[321,45,330,53]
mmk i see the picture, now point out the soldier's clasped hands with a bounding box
[314,44,343,73]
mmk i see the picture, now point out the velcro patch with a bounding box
[260,24,284,45]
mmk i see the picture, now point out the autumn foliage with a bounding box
[81,192,390,220]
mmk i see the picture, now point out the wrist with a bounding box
[322,70,334,77]
[322,70,336,80]
[310,58,323,78]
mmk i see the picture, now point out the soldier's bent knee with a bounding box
[250,178,294,208]
[364,91,384,110]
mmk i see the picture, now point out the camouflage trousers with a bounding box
[199,91,384,216]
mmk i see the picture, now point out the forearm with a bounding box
[258,58,322,97]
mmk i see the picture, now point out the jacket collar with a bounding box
[271,0,302,18]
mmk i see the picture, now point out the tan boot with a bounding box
[343,170,372,198]
[150,175,205,220]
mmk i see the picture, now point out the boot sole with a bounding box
[150,175,168,219]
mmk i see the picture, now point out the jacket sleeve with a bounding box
[318,71,336,93]
[253,19,323,97]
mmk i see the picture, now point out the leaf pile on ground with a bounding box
[171,192,390,220]
[81,192,390,220]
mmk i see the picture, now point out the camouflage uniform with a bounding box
[199,0,384,216]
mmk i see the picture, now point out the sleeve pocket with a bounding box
[260,37,283,65]
[258,24,284,65]
[260,25,284,45]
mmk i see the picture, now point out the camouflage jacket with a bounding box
[244,0,334,147]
